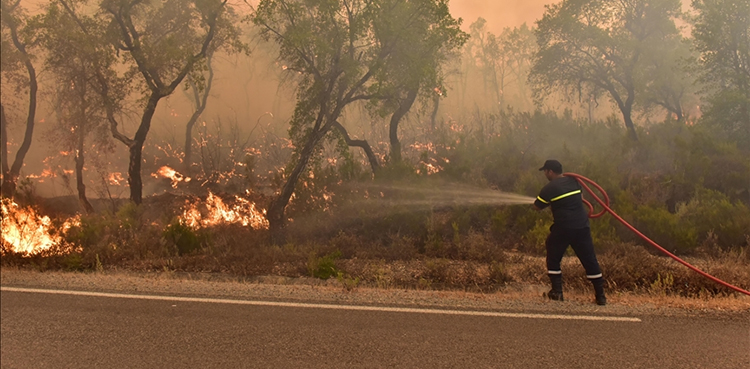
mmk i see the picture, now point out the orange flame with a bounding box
[179,191,268,230]
[152,166,191,188]
[108,172,125,186]
[1,199,80,255]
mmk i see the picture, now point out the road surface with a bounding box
[1,287,748,368]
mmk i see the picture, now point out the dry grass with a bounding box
[2,197,748,301]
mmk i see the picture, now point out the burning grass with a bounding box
[1,198,80,255]
[179,191,268,230]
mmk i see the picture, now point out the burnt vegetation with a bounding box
[1,0,748,297]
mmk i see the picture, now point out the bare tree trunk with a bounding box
[267,128,327,238]
[389,88,418,163]
[76,72,94,214]
[621,106,638,142]
[332,121,379,173]
[75,135,94,214]
[612,88,638,141]
[492,61,503,111]
[430,94,440,131]
[128,93,161,204]
[674,104,683,121]
[1,4,38,198]
[184,55,214,176]
[1,105,9,193]
[621,107,638,141]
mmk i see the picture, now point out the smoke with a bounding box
[449,0,549,33]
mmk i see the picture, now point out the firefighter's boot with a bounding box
[592,277,607,306]
[547,274,564,301]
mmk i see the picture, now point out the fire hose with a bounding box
[563,172,750,296]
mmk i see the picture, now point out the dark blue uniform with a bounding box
[534,176,602,280]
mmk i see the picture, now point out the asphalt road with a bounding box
[1,289,748,369]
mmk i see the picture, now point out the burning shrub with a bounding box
[179,191,269,230]
[1,198,79,256]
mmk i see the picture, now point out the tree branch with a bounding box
[332,121,379,173]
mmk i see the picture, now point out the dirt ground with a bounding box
[2,267,748,320]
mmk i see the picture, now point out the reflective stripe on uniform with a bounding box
[536,196,549,204]
[548,270,562,275]
[586,273,603,279]
[550,190,581,202]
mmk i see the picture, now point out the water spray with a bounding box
[355,182,535,208]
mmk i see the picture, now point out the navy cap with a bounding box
[539,159,563,173]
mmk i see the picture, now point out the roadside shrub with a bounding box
[618,187,750,254]
[163,222,205,255]
[63,203,169,267]
[677,188,750,250]
[630,204,698,253]
[307,250,342,279]
[489,261,513,285]
[522,219,551,255]
[423,258,451,283]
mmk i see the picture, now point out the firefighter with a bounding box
[533,160,606,305]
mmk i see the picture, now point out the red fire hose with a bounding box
[563,172,750,296]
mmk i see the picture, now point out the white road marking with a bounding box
[1,286,641,322]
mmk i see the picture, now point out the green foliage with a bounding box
[307,250,342,279]
[692,0,750,143]
[62,252,84,271]
[629,202,698,252]
[523,219,551,255]
[649,272,675,296]
[336,271,360,291]
[163,221,204,255]
[620,187,750,253]
[531,0,685,140]
[115,202,143,231]
[677,188,750,249]
[64,202,165,265]
[253,0,468,228]
[14,177,36,205]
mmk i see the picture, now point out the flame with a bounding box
[423,163,442,175]
[1,199,80,255]
[179,191,268,230]
[152,166,191,188]
[108,172,125,186]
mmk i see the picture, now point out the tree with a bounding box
[183,10,245,177]
[98,0,236,204]
[639,36,697,121]
[372,0,466,164]
[692,0,750,143]
[37,0,118,213]
[467,18,503,110]
[253,0,466,235]
[0,0,39,198]
[499,23,536,111]
[183,53,214,177]
[530,0,683,141]
[461,19,536,113]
